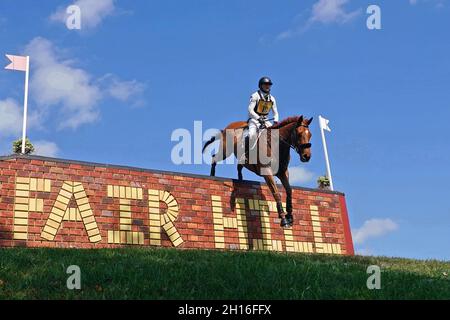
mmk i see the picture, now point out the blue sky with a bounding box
[0,0,449,260]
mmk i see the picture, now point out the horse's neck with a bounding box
[279,127,292,153]
[278,122,296,143]
[270,122,294,158]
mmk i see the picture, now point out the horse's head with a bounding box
[292,116,313,162]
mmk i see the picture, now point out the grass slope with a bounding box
[0,248,449,299]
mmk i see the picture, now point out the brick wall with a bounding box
[0,155,354,255]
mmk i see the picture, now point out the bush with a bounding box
[317,175,330,189]
[12,138,35,155]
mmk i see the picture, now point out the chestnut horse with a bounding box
[202,116,313,228]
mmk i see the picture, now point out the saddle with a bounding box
[242,123,267,141]
[240,123,269,164]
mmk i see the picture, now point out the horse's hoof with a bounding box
[280,218,290,228]
[286,214,294,226]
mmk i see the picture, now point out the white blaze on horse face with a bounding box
[300,128,311,145]
[303,129,310,138]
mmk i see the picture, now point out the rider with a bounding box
[246,76,279,152]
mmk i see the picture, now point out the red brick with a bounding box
[0,156,353,255]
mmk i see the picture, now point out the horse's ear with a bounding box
[307,117,313,125]
[296,116,304,127]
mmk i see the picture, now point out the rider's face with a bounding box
[261,83,272,92]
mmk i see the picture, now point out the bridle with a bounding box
[281,123,312,154]
[259,120,312,154]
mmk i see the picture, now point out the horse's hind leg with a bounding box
[210,151,222,176]
[210,133,228,177]
[210,160,217,176]
[237,164,243,180]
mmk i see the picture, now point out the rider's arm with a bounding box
[248,94,260,120]
[272,96,279,122]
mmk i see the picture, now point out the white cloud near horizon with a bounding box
[277,0,361,40]
[0,98,22,138]
[0,99,59,157]
[34,140,59,157]
[288,166,315,185]
[355,247,373,256]
[353,218,398,245]
[50,0,116,29]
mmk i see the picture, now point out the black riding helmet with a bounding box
[258,77,273,93]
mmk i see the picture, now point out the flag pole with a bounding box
[319,115,334,191]
[21,56,30,154]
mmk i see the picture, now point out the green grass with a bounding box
[0,247,449,299]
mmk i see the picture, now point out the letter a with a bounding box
[66,5,81,30]
[366,5,381,30]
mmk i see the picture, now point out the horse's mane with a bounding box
[271,116,302,129]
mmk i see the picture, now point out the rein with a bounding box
[258,119,312,154]
[278,124,311,154]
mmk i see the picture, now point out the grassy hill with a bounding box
[0,247,449,299]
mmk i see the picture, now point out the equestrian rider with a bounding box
[247,76,279,150]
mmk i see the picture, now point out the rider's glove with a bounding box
[258,117,265,124]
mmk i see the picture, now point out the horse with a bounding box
[202,115,313,228]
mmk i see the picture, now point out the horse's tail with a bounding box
[202,130,223,153]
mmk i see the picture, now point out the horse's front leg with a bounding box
[263,175,289,228]
[278,169,293,226]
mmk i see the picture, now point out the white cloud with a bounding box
[310,0,361,24]
[50,0,116,29]
[25,37,102,129]
[0,98,43,141]
[0,98,22,137]
[288,166,315,185]
[352,218,398,245]
[99,74,146,107]
[277,0,361,40]
[0,37,145,155]
[0,103,58,155]
[34,140,59,157]
[355,247,373,256]
[23,37,146,130]
[409,0,446,7]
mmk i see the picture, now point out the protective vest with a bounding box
[254,91,273,116]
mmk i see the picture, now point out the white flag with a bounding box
[319,115,331,132]
[5,54,28,72]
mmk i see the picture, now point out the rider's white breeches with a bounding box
[248,118,272,143]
